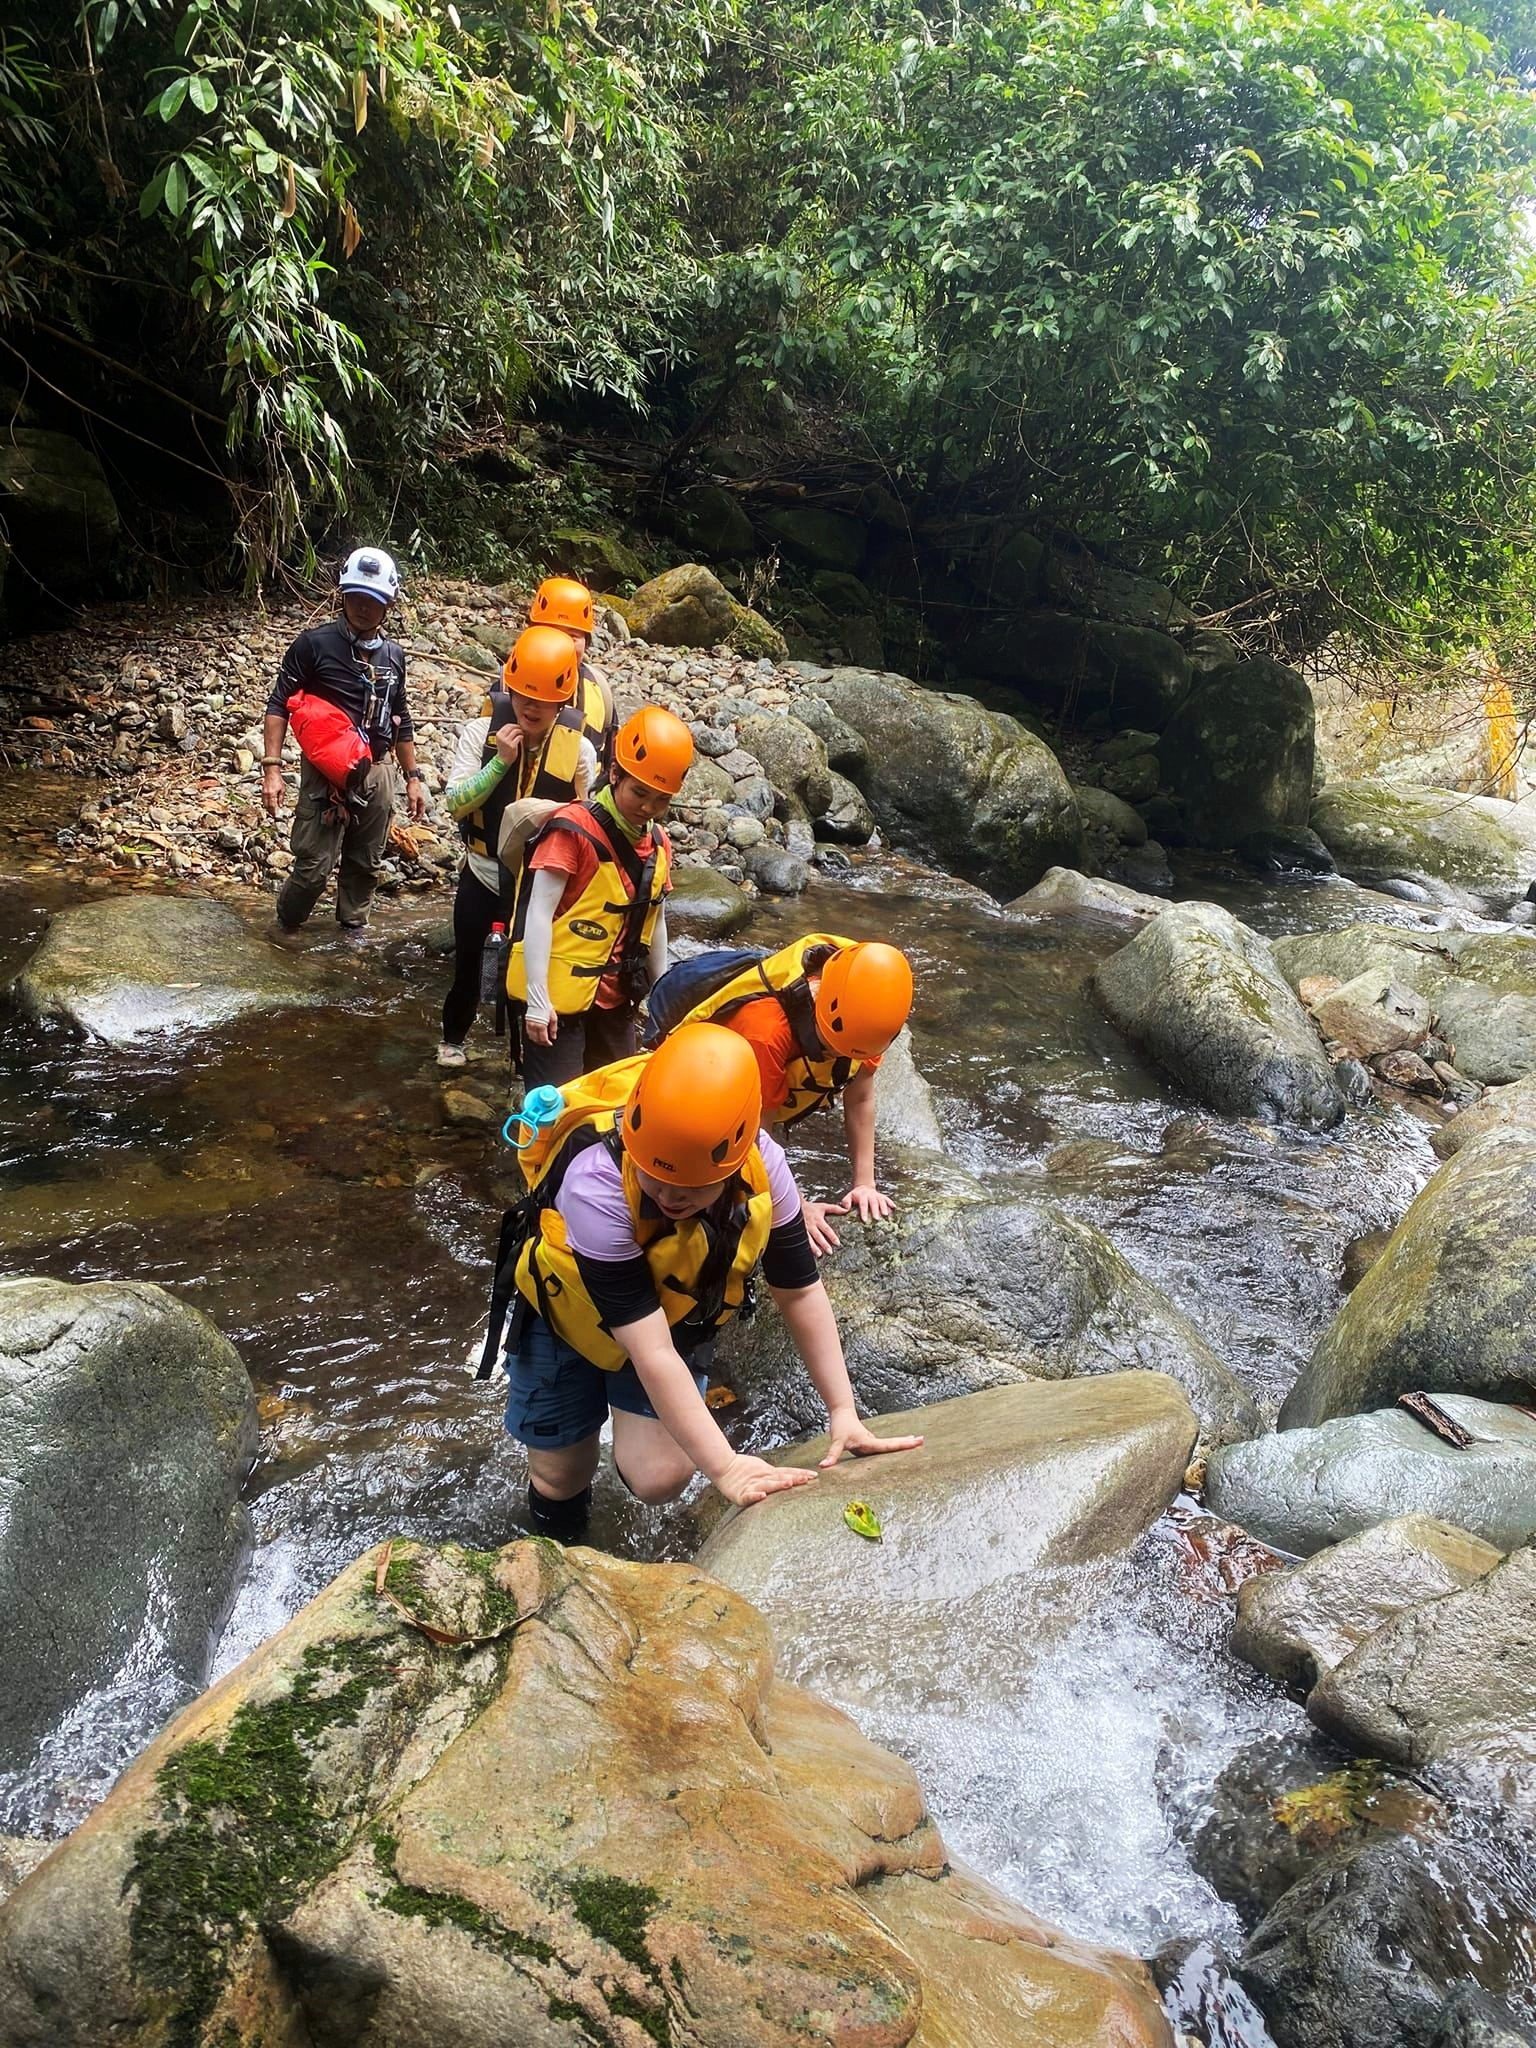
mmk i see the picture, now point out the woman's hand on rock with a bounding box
[801,1196,848,1257]
[819,1409,924,1468]
[715,1454,816,1508]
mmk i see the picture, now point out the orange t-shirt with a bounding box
[727,993,881,1120]
[530,806,670,1010]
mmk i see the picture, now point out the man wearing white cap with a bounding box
[262,545,426,932]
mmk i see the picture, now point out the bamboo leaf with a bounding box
[352,67,369,133]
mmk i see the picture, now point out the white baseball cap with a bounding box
[339,546,401,603]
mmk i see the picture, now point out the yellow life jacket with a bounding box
[461,690,588,862]
[576,662,613,764]
[495,1055,774,1373]
[675,931,867,1127]
[505,801,672,1016]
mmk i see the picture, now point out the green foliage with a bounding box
[692,0,1536,650]
[5,0,726,576]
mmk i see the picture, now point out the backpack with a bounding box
[644,947,768,1046]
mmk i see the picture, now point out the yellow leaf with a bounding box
[843,1500,884,1543]
[704,1384,738,1410]
[353,67,369,133]
[279,158,297,218]
[340,199,362,258]
[562,102,577,147]
[377,62,387,103]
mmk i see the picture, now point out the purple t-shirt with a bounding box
[560,1129,800,1261]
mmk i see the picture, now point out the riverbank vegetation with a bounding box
[5,0,1536,654]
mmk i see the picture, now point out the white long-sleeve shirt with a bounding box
[447,715,598,892]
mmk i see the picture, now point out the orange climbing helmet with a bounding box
[528,576,595,637]
[814,941,914,1061]
[612,704,694,796]
[620,1023,762,1186]
[502,625,579,705]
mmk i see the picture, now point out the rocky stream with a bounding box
[2,564,1536,2048]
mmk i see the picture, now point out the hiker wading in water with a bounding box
[480,1021,924,1539]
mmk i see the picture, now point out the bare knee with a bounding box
[620,1465,692,1506]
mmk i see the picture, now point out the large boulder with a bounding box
[1158,658,1316,850]
[812,666,1082,896]
[1309,1541,1536,1808]
[0,427,120,597]
[1204,1396,1536,1555]
[1092,901,1346,1128]
[871,1027,944,1153]
[547,526,646,590]
[1433,1075,1536,1159]
[760,504,868,572]
[617,562,736,645]
[1272,924,1536,1088]
[968,611,1192,728]
[717,1183,1260,1447]
[664,863,753,938]
[0,1277,256,1780]
[1239,1828,1536,2048]
[0,1540,1171,2048]
[815,770,876,844]
[698,1374,1198,1709]
[1007,865,1168,924]
[1231,1515,1502,1697]
[9,894,331,1043]
[1310,782,1536,908]
[734,711,834,817]
[725,600,789,661]
[661,482,756,560]
[1041,546,1195,630]
[1278,1133,1536,1430]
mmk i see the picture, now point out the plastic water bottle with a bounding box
[479,921,508,1006]
[505,1084,565,1151]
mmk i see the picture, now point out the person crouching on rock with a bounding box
[436,627,600,1069]
[527,575,615,771]
[482,1021,924,1536]
[505,705,694,1088]
[262,546,426,934]
[654,935,915,1256]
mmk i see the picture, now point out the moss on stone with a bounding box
[567,1871,662,1979]
[1272,1762,1386,1847]
[127,1633,401,2048]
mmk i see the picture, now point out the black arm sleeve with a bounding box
[391,649,415,744]
[762,1214,818,1292]
[265,631,313,719]
[573,1251,660,1331]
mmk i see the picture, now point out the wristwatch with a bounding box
[405,767,424,782]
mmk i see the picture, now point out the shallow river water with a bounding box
[0,833,1489,2018]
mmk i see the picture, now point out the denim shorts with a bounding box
[503,1313,708,1450]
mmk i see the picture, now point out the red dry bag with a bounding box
[286,691,371,792]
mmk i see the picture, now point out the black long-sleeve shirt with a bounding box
[266,618,413,754]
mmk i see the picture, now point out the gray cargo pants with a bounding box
[275,756,398,930]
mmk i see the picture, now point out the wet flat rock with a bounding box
[9,892,331,1042]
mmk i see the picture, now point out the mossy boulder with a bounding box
[0,1539,1171,2048]
[734,712,833,816]
[1432,1074,1536,1158]
[0,427,120,597]
[1310,781,1536,907]
[0,1276,256,1782]
[616,562,736,646]
[1093,901,1345,1128]
[1272,924,1536,1087]
[546,527,646,591]
[812,666,1082,897]
[663,863,753,938]
[9,893,332,1044]
[965,612,1192,728]
[661,482,756,560]
[1278,1131,1536,1429]
[1158,657,1316,849]
[760,504,868,572]
[725,599,789,661]
[718,1178,1260,1446]
[1041,546,1194,629]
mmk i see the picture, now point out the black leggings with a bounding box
[441,865,503,1046]
[518,1001,638,1088]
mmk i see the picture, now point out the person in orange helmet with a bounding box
[649,934,916,1256]
[526,574,614,769]
[505,704,695,1089]
[437,626,598,1068]
[482,1022,924,1538]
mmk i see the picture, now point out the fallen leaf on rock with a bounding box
[843,1500,883,1543]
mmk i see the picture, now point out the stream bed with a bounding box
[0,843,1475,2017]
